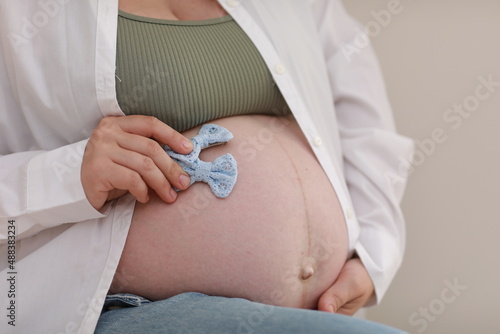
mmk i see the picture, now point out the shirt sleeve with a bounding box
[310,0,415,304]
[0,140,107,244]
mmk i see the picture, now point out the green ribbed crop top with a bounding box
[115,11,290,133]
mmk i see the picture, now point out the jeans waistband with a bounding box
[102,293,151,312]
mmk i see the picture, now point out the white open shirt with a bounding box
[0,0,414,332]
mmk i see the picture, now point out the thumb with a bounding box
[317,278,350,313]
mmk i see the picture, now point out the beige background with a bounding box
[342,0,500,333]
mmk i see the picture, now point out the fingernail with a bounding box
[183,139,192,150]
[170,188,177,199]
[328,304,335,313]
[179,174,190,188]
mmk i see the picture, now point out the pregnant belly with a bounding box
[109,115,348,309]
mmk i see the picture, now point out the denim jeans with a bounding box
[95,292,407,334]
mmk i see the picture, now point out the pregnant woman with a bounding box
[0,0,413,333]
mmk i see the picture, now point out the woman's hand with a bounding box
[317,258,375,315]
[81,115,193,211]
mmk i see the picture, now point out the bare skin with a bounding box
[109,115,348,309]
[118,0,228,21]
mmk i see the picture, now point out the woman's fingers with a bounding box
[102,163,151,204]
[110,145,183,204]
[82,115,193,210]
[317,258,375,315]
[115,115,193,154]
[82,145,150,209]
[115,130,190,191]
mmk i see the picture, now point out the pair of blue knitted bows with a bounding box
[164,124,238,198]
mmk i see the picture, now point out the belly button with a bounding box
[300,266,315,281]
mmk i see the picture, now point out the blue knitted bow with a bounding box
[165,124,238,198]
